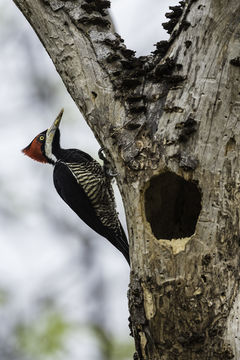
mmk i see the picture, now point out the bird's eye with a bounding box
[39,136,45,141]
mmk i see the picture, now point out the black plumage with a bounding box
[53,151,130,264]
[22,110,130,265]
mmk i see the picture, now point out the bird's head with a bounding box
[22,109,64,164]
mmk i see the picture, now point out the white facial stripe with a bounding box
[45,130,57,163]
[44,110,63,164]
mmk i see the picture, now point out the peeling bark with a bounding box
[12,0,240,358]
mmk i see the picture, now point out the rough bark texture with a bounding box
[12,0,240,358]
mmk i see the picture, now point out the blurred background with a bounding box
[0,1,177,359]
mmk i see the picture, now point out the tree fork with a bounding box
[12,0,240,358]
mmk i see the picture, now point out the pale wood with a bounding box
[12,0,240,358]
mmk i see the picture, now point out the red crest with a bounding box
[22,136,47,163]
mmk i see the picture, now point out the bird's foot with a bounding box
[107,169,118,177]
[98,147,118,177]
[98,147,106,162]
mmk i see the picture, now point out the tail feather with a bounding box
[106,225,130,265]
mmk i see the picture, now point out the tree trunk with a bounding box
[12,0,240,358]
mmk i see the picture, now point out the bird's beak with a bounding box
[53,108,64,128]
[47,108,64,135]
[45,109,64,159]
[46,108,64,142]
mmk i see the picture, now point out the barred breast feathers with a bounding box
[63,161,120,231]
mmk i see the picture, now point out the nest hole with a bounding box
[144,172,202,239]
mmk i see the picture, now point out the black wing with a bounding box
[53,161,130,264]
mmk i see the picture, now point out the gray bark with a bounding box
[12,0,240,358]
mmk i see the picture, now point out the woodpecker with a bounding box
[22,109,130,265]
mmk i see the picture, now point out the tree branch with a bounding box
[11,0,240,357]
[13,1,125,153]
[12,0,186,172]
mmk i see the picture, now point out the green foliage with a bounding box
[0,288,9,305]
[15,310,72,359]
[90,324,134,360]
[15,315,134,360]
[111,340,134,360]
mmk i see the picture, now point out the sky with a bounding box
[110,0,176,55]
[1,1,178,359]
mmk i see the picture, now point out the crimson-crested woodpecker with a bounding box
[22,109,130,265]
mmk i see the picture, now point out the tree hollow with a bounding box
[145,172,202,240]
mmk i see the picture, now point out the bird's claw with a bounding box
[107,169,118,177]
[98,147,106,162]
[98,147,118,178]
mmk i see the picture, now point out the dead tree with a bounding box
[12,0,240,358]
